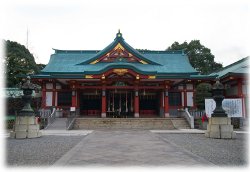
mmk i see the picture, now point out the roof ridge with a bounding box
[138,50,184,54]
[53,49,100,54]
[53,49,184,54]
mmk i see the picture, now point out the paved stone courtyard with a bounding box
[6,130,248,167]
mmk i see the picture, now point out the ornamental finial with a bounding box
[115,29,123,40]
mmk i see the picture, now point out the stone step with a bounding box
[74,118,190,130]
[171,119,190,129]
[45,118,67,130]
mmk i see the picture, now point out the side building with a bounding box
[32,31,216,118]
[210,56,249,119]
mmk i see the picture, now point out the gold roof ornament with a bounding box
[139,60,148,64]
[90,59,99,64]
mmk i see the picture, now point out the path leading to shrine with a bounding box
[53,130,214,166]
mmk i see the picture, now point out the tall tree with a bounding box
[37,64,46,71]
[194,83,212,110]
[167,40,222,74]
[4,40,40,87]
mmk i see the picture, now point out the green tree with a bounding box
[4,40,40,87]
[37,64,46,71]
[167,40,223,74]
[194,83,212,110]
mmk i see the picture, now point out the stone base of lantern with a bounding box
[205,117,236,139]
[10,116,42,139]
[101,112,106,118]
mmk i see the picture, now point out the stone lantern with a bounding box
[211,80,227,117]
[10,76,42,139]
[205,79,236,139]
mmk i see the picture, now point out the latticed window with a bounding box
[57,91,72,106]
[169,92,182,106]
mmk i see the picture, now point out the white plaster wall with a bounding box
[46,92,53,106]
[187,92,194,107]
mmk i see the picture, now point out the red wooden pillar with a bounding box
[71,90,77,107]
[41,82,46,108]
[164,90,169,117]
[238,79,243,97]
[160,91,164,117]
[237,79,245,117]
[134,90,139,118]
[70,81,78,117]
[101,89,106,118]
[184,85,187,108]
[52,82,56,106]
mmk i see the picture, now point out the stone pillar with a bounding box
[10,76,42,139]
[10,116,42,139]
[205,80,236,139]
[164,90,169,117]
[101,90,106,118]
[205,117,235,139]
[134,90,139,118]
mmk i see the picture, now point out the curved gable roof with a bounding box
[39,31,199,78]
[77,31,160,65]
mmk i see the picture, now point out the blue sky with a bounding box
[1,0,250,66]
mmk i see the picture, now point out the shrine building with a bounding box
[32,31,216,118]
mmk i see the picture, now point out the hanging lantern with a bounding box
[136,74,140,80]
[101,74,105,80]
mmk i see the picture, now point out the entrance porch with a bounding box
[78,89,164,118]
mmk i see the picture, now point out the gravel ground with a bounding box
[6,135,84,167]
[5,132,248,167]
[157,133,248,166]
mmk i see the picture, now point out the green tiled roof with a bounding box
[210,56,249,78]
[34,32,205,79]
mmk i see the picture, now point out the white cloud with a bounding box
[2,0,250,66]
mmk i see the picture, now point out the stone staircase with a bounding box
[73,117,190,130]
[171,118,191,129]
[45,118,67,130]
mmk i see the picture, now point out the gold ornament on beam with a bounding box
[85,75,93,79]
[114,43,125,51]
[148,75,156,79]
[113,69,128,76]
